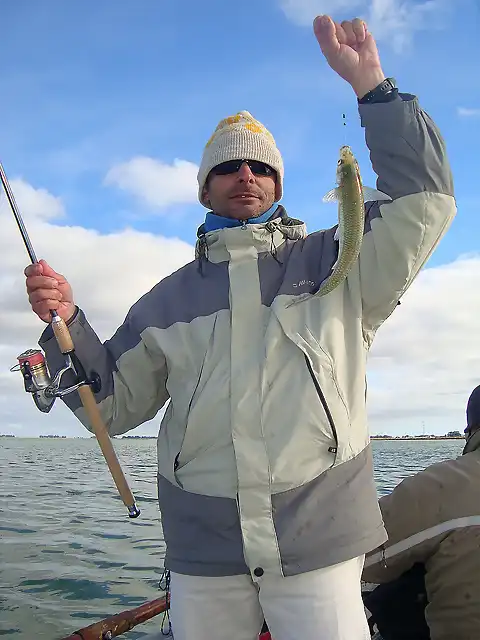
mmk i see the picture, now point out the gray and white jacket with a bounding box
[40,93,456,580]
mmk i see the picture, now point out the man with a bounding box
[24,15,456,640]
[363,386,480,640]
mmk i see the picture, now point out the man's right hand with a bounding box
[25,259,76,324]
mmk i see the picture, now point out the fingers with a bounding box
[23,259,74,323]
[28,288,62,306]
[26,271,61,312]
[24,259,64,279]
[28,281,63,322]
[313,15,340,57]
[352,17,367,43]
[28,290,63,322]
[32,299,61,320]
[26,275,59,291]
[38,259,65,281]
[28,277,62,301]
[334,23,347,46]
[340,18,366,47]
[24,262,43,277]
[340,20,355,46]
[25,260,68,290]
[314,15,368,55]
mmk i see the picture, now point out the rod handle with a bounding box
[51,315,75,353]
[77,384,140,517]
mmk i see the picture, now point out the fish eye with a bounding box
[337,159,343,166]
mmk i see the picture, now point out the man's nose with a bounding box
[236,162,255,181]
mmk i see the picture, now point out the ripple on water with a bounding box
[20,577,111,600]
[1,437,464,639]
[0,526,36,535]
[91,531,131,540]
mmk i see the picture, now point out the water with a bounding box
[0,437,465,639]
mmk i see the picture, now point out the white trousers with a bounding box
[169,556,371,640]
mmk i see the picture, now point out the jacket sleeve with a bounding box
[352,94,456,339]
[38,301,170,437]
[362,471,443,584]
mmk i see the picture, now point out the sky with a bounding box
[0,0,479,439]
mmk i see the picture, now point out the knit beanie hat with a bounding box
[197,110,284,207]
[463,385,480,454]
[466,385,480,430]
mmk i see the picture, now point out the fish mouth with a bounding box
[339,145,355,160]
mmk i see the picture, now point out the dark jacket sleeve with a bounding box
[362,468,445,584]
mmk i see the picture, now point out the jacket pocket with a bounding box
[172,362,206,487]
[172,316,218,483]
[303,353,338,459]
[303,326,351,424]
[279,323,350,463]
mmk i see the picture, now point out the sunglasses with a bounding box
[210,159,276,178]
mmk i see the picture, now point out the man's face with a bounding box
[202,160,278,220]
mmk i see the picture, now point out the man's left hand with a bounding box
[313,15,386,100]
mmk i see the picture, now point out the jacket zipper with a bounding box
[304,355,338,455]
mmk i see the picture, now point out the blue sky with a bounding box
[0,0,479,437]
[1,0,478,251]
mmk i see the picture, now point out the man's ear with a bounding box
[201,186,211,208]
[274,182,282,202]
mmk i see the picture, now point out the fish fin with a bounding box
[362,186,392,203]
[333,224,343,271]
[333,223,343,247]
[322,187,340,203]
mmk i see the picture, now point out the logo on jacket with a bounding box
[292,279,316,288]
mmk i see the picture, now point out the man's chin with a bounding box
[229,202,262,220]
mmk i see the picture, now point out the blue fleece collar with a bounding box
[204,203,280,233]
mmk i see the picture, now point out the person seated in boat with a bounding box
[362,385,480,640]
[24,15,455,640]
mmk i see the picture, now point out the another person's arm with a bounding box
[362,472,442,584]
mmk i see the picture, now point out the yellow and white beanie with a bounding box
[197,110,284,206]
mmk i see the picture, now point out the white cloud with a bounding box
[457,107,480,117]
[1,178,478,439]
[278,0,447,53]
[3,178,65,221]
[104,156,199,210]
[368,254,480,435]
[280,0,360,23]
[0,179,194,437]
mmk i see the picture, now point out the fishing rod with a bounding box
[60,595,169,639]
[1,162,140,518]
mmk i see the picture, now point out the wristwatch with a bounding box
[358,77,398,104]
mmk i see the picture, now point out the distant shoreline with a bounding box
[0,435,465,441]
[371,436,464,441]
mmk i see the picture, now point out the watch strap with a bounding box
[358,77,398,104]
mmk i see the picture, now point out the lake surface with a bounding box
[0,437,465,639]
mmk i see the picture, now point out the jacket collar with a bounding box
[195,205,306,264]
[463,428,480,454]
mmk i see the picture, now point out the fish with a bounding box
[318,145,392,296]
